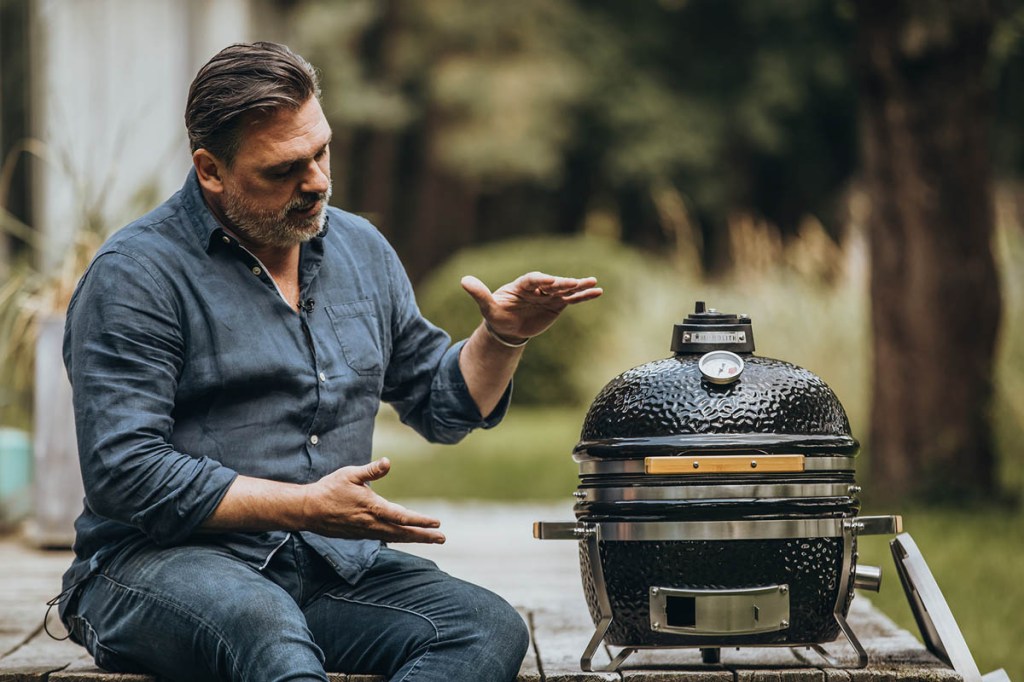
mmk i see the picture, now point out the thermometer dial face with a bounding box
[698,350,745,385]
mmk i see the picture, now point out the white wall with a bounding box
[31,0,253,271]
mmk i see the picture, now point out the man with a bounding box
[57,42,601,682]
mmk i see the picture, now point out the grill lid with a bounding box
[577,302,857,457]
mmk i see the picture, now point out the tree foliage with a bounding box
[291,0,859,276]
[284,1,1024,502]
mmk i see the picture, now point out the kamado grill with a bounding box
[534,303,1007,680]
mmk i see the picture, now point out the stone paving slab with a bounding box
[0,502,961,681]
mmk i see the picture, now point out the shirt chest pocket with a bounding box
[325,301,385,376]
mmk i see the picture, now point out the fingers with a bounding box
[374,498,442,530]
[349,457,392,484]
[353,493,445,543]
[517,272,598,300]
[464,272,600,303]
[386,527,447,544]
[371,499,446,544]
[460,275,493,314]
[562,286,603,304]
[330,460,446,543]
[517,271,557,292]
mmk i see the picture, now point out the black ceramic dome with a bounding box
[576,304,858,457]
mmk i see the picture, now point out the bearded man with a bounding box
[57,42,601,682]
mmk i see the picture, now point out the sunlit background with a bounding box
[1,1,1022,678]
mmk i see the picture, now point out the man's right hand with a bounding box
[301,458,445,543]
[201,458,445,544]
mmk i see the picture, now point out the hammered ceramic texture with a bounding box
[578,537,850,647]
[580,356,851,442]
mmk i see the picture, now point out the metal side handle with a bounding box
[851,515,903,535]
[533,521,593,540]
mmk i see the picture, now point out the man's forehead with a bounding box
[236,98,331,164]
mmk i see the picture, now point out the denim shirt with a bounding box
[60,169,508,610]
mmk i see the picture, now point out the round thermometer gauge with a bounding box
[698,350,745,385]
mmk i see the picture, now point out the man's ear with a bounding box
[193,149,226,195]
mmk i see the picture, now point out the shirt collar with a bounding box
[179,167,330,253]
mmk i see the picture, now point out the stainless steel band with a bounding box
[576,455,856,475]
[578,482,857,502]
[598,518,847,540]
[574,433,859,456]
[534,515,902,542]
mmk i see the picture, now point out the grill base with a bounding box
[579,537,855,647]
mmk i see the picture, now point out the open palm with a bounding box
[460,271,602,342]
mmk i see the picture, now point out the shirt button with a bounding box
[251,266,262,276]
[221,235,231,244]
[310,435,319,445]
[318,372,326,382]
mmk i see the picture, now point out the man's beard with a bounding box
[222,182,331,248]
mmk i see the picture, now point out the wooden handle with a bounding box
[644,454,806,475]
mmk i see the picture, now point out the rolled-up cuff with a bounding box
[429,340,512,439]
[129,459,238,547]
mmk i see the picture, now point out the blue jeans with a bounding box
[64,536,530,681]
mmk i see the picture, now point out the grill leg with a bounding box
[812,520,869,669]
[810,610,869,669]
[579,531,636,672]
[580,620,635,674]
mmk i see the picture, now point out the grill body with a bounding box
[535,304,901,670]
[574,352,859,647]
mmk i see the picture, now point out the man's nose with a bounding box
[300,160,330,194]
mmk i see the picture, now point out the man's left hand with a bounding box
[460,271,603,344]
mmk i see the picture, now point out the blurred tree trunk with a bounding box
[855,1,1002,502]
[405,109,479,283]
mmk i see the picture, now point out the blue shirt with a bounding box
[60,169,508,604]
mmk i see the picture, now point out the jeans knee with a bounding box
[495,598,530,654]
[454,589,530,669]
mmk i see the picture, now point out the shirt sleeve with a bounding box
[378,240,511,444]
[63,250,237,546]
